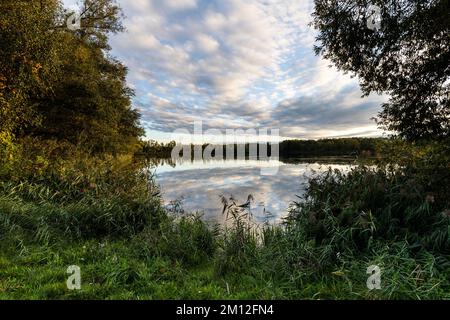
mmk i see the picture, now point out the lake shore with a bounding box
[1,141,449,299]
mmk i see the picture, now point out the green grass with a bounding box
[0,183,448,300]
[1,236,448,299]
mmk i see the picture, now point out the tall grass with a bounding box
[0,138,449,299]
[209,159,450,298]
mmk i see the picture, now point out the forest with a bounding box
[138,138,380,159]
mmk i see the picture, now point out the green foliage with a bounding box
[0,193,162,243]
[1,146,449,298]
[0,0,63,138]
[0,138,164,242]
[288,166,450,257]
[215,196,259,276]
[35,34,144,154]
[140,138,381,160]
[0,132,17,177]
[139,140,177,158]
[136,215,217,267]
[312,0,449,140]
[280,138,379,158]
[374,138,450,207]
[0,0,143,155]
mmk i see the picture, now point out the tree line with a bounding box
[138,137,381,159]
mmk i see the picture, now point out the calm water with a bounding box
[150,158,353,225]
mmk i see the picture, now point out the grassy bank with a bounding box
[0,139,449,299]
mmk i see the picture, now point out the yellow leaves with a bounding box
[0,130,18,173]
[74,46,91,62]
[32,63,43,78]
[0,17,9,29]
[332,270,345,277]
[0,131,13,145]
[0,74,6,94]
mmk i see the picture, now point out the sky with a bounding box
[64,0,388,143]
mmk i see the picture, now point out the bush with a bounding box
[375,138,450,207]
[289,166,449,254]
[0,138,165,241]
[136,215,216,267]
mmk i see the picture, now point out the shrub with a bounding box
[136,215,216,267]
[287,165,450,265]
[0,138,165,241]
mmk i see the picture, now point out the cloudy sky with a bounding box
[65,0,388,142]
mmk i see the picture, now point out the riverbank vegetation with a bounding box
[138,137,380,159]
[1,0,449,299]
[1,138,449,299]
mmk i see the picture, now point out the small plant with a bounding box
[215,195,260,276]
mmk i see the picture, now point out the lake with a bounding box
[149,158,354,225]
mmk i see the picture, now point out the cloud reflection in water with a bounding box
[152,159,353,225]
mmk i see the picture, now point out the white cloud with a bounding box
[165,0,198,11]
[195,33,220,53]
[75,0,389,140]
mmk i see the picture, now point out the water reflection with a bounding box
[149,158,353,225]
